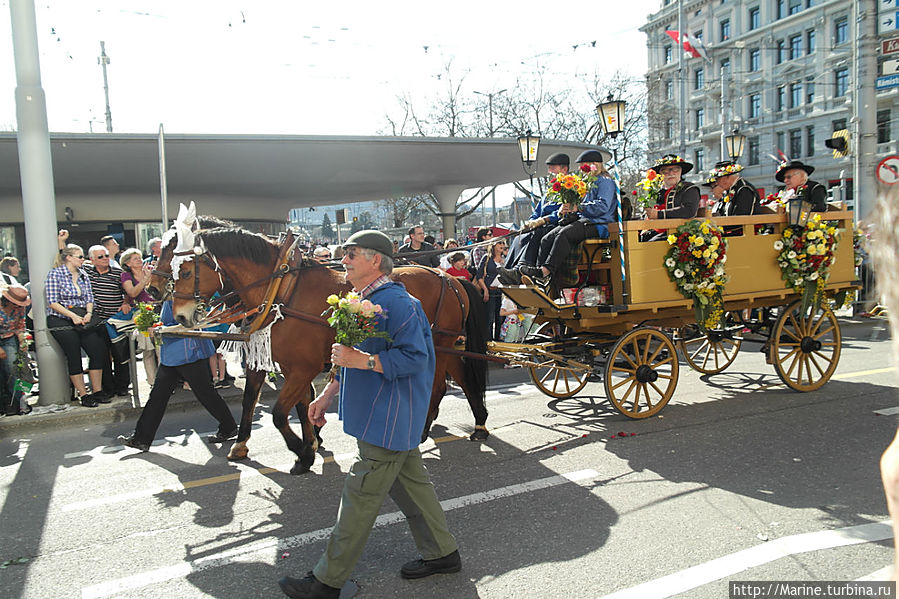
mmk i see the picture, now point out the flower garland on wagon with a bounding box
[545,164,596,208]
[664,219,728,330]
[774,213,841,313]
[323,292,391,373]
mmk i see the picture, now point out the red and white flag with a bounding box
[665,30,707,60]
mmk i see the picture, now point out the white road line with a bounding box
[80,468,598,599]
[597,520,893,599]
[856,565,893,581]
[874,407,899,416]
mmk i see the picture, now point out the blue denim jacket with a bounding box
[158,301,215,367]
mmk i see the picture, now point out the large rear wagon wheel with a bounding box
[677,317,743,374]
[604,327,679,419]
[770,299,841,392]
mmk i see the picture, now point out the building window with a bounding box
[789,0,802,15]
[748,137,760,165]
[833,118,847,132]
[834,68,849,97]
[806,126,814,157]
[666,80,673,100]
[806,78,815,104]
[806,29,816,54]
[776,0,785,19]
[789,34,802,60]
[720,19,731,41]
[776,86,786,111]
[749,94,761,118]
[878,109,892,144]
[776,39,786,64]
[665,119,674,140]
[664,45,672,64]
[694,30,703,43]
[749,7,760,30]
[834,17,848,46]
[749,48,760,71]
[721,58,731,77]
[696,108,705,128]
[776,132,786,153]
[789,130,802,159]
[695,68,704,89]
[790,83,802,108]
[694,148,705,171]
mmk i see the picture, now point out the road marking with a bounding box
[80,468,599,599]
[833,367,895,380]
[856,565,893,581]
[874,407,899,416]
[596,520,892,599]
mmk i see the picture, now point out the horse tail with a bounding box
[459,278,488,403]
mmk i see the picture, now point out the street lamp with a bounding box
[517,129,541,176]
[596,93,626,139]
[725,129,746,161]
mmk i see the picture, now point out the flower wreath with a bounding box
[711,163,743,178]
[664,219,728,329]
[655,154,687,168]
[773,214,841,313]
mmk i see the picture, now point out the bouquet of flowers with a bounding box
[634,168,664,210]
[324,291,391,350]
[774,214,840,313]
[664,220,728,330]
[133,302,161,336]
[545,165,595,207]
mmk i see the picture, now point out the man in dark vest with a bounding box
[710,160,761,216]
[775,160,828,212]
[645,154,700,220]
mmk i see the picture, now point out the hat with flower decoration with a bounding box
[701,173,718,188]
[653,154,693,174]
[710,160,744,178]
[775,159,815,183]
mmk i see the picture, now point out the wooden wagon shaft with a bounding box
[155,325,250,342]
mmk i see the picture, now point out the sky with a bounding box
[0,0,660,136]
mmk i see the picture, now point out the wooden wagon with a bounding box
[492,209,858,419]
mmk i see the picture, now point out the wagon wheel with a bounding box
[604,327,679,419]
[770,299,841,392]
[529,358,590,399]
[677,314,743,374]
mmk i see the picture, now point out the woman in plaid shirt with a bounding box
[45,245,109,407]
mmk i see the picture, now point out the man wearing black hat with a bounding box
[775,160,827,212]
[711,160,761,216]
[645,154,700,220]
[503,149,618,286]
[503,152,571,270]
[279,229,460,599]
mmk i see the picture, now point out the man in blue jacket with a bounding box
[278,230,460,599]
[504,152,571,269]
[502,149,619,287]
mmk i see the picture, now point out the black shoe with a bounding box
[278,572,340,599]
[207,427,238,443]
[497,266,522,286]
[91,392,113,404]
[80,395,99,408]
[519,265,544,278]
[400,549,462,579]
[115,388,131,397]
[119,435,150,452]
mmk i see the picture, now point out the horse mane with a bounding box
[197,227,279,265]
[197,214,236,229]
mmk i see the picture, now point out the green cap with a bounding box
[343,230,394,257]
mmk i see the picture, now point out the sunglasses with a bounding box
[96,254,110,258]
[73,255,85,259]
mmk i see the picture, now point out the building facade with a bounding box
[642,0,896,204]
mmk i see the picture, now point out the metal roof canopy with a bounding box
[0,133,599,223]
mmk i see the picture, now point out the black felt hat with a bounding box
[775,160,815,183]
[575,149,605,163]
[653,154,693,174]
[545,152,570,166]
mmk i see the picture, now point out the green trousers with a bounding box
[313,439,458,588]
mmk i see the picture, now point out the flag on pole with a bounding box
[665,30,707,60]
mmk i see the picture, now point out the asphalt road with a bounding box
[0,318,896,599]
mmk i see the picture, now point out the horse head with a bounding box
[170,245,226,327]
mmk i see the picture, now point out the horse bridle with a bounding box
[170,246,224,319]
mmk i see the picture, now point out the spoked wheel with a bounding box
[604,327,679,418]
[770,299,841,392]
[529,357,591,399]
[677,314,743,374]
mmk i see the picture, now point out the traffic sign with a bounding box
[876,155,899,185]
[882,0,898,11]
[884,59,899,75]
[876,73,899,90]
[885,36,899,54]
[881,11,899,35]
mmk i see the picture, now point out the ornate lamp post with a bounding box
[596,94,626,140]
[725,129,746,161]
[517,129,541,195]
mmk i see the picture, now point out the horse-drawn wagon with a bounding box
[491,208,858,419]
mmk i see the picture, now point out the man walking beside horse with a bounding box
[278,230,461,599]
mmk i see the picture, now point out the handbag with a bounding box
[69,306,102,329]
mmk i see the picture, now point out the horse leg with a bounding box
[294,383,322,446]
[422,354,449,443]
[227,368,267,461]
[271,375,319,475]
[447,356,489,441]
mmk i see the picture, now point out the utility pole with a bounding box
[854,0,878,221]
[474,89,506,226]
[677,0,686,158]
[98,41,112,132]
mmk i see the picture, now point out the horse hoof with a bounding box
[290,460,313,475]
[227,444,249,461]
[469,428,489,442]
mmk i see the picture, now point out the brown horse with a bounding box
[168,226,489,474]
